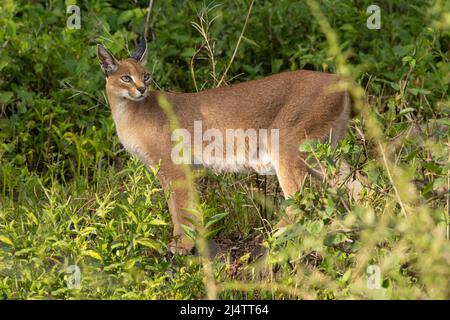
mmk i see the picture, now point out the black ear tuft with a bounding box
[97,44,118,76]
[131,37,148,64]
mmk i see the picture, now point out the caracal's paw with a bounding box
[276,217,293,229]
[169,237,195,255]
[275,206,296,229]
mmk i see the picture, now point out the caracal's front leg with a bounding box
[159,167,196,255]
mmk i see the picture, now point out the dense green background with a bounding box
[0,0,449,299]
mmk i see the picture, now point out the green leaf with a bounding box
[408,88,430,96]
[242,36,260,47]
[117,10,135,25]
[325,233,348,246]
[239,252,251,263]
[342,269,352,283]
[433,177,446,190]
[423,162,442,174]
[205,227,223,240]
[134,238,162,253]
[299,140,317,152]
[82,250,102,261]
[180,48,196,58]
[181,224,196,241]
[0,91,13,104]
[307,220,324,235]
[205,212,227,230]
[0,235,13,245]
[398,107,416,117]
[149,218,167,226]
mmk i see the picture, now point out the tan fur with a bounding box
[98,43,355,254]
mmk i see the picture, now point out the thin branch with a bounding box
[378,141,408,218]
[144,0,154,40]
[217,0,255,87]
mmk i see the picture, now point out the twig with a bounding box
[191,7,221,86]
[144,0,154,40]
[378,141,408,218]
[190,43,206,92]
[217,0,255,87]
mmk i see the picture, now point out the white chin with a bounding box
[126,94,146,102]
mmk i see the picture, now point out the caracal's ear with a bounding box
[97,44,119,76]
[131,37,148,65]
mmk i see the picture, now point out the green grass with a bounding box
[0,0,449,299]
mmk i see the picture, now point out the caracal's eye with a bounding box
[121,75,132,83]
[143,73,150,82]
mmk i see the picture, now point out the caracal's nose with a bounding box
[137,86,147,94]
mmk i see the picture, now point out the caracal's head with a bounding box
[97,38,151,102]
